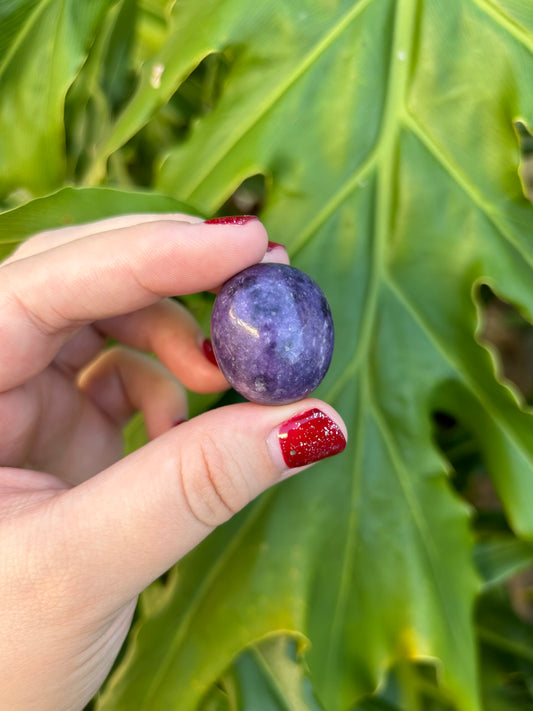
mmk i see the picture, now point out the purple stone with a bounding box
[211,263,334,405]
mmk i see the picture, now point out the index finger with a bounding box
[3,212,204,265]
[0,216,267,391]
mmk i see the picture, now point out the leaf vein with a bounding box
[473,0,533,55]
[404,112,533,274]
[185,0,378,199]
[290,148,378,258]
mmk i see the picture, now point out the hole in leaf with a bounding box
[169,51,232,132]
[218,173,268,216]
[114,51,232,186]
[432,410,507,529]
[431,413,533,706]
[345,587,533,711]
[515,120,533,204]
[429,278,531,531]
[432,281,533,638]
[348,660,456,711]
[478,284,533,402]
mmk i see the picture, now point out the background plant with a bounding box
[3,1,533,709]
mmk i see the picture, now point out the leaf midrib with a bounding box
[321,0,420,694]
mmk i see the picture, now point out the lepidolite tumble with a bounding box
[211,263,334,405]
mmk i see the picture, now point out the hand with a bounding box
[0,213,347,710]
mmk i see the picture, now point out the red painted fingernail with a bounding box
[202,338,218,366]
[266,241,284,252]
[278,408,346,468]
[172,418,186,427]
[205,215,258,225]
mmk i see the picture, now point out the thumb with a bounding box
[44,400,347,608]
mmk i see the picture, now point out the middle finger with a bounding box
[97,298,227,394]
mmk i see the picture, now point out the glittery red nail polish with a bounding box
[205,215,258,225]
[202,338,218,366]
[278,408,346,468]
[266,241,284,252]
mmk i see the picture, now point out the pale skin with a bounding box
[0,214,347,710]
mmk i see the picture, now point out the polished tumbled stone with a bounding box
[211,263,334,405]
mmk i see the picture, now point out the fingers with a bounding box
[35,399,347,610]
[3,212,203,265]
[97,298,228,393]
[52,239,290,387]
[78,346,188,440]
[53,298,227,393]
[0,217,267,391]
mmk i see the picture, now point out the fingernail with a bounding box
[172,418,186,427]
[205,215,258,225]
[202,338,218,366]
[262,241,290,266]
[277,408,346,469]
[266,241,284,252]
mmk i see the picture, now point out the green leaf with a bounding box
[351,702,402,711]
[94,2,533,710]
[96,495,311,710]
[475,537,533,588]
[351,661,455,711]
[477,589,533,711]
[222,637,324,711]
[0,0,40,65]
[199,686,232,711]
[0,0,113,199]
[99,0,137,112]
[64,0,141,181]
[0,185,198,259]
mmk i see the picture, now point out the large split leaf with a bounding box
[4,1,533,710]
[92,1,533,710]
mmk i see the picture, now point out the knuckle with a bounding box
[178,432,250,529]
[0,267,74,338]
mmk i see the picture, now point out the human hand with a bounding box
[0,214,347,710]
